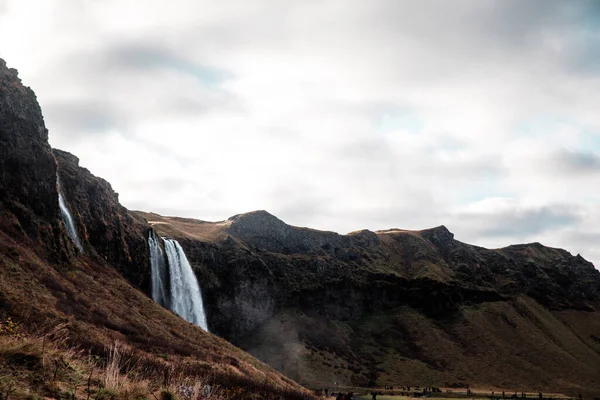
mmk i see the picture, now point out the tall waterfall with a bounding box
[147,232,209,331]
[58,187,84,253]
[148,230,170,309]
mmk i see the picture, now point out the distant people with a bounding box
[336,393,343,400]
[372,391,378,400]
[503,392,506,398]
[539,393,543,399]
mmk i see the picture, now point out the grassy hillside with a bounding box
[0,225,315,399]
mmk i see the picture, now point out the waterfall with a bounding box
[148,230,170,309]
[58,186,84,253]
[163,238,209,331]
[147,232,209,331]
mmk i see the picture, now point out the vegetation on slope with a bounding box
[0,58,315,399]
[0,226,315,399]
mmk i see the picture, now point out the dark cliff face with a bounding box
[435,238,600,311]
[0,59,67,259]
[227,210,380,255]
[53,149,151,289]
[0,60,312,398]
[0,58,151,287]
[139,211,600,392]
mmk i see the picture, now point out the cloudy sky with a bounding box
[1,0,599,267]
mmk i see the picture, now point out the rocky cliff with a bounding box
[53,149,151,288]
[137,211,600,395]
[3,53,599,397]
[0,59,67,260]
[0,58,312,399]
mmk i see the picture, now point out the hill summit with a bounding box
[135,210,600,395]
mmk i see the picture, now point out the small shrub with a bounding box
[0,317,20,337]
[160,389,177,400]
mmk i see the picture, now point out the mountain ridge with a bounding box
[133,209,600,395]
[2,55,600,397]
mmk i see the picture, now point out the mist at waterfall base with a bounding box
[58,190,84,253]
[148,232,209,331]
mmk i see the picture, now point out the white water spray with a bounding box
[147,233,209,331]
[148,230,170,309]
[163,238,209,331]
[58,185,84,253]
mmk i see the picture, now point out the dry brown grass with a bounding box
[0,326,316,400]
[0,224,315,400]
[131,211,230,242]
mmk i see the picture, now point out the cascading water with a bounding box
[58,185,84,253]
[163,238,209,331]
[147,232,209,331]
[148,230,170,309]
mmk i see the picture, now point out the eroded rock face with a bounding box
[0,59,56,218]
[146,212,600,345]
[0,58,67,259]
[170,219,510,343]
[53,149,151,289]
[144,211,600,389]
[226,210,380,256]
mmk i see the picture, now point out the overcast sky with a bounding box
[1,0,599,267]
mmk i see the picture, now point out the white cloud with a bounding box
[0,0,599,267]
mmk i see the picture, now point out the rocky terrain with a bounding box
[0,58,313,399]
[137,211,600,396]
[2,54,600,398]
[53,149,151,288]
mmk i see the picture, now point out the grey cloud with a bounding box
[422,155,506,181]
[351,1,598,73]
[275,194,336,229]
[44,100,128,136]
[100,41,229,85]
[336,137,505,182]
[563,230,600,247]
[549,150,600,175]
[5,0,599,270]
[41,40,241,144]
[457,206,580,238]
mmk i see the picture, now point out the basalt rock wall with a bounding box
[53,149,151,289]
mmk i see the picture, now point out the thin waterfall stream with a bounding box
[57,181,84,253]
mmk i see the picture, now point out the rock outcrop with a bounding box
[138,211,600,394]
[0,59,67,259]
[53,149,151,289]
[0,58,312,400]
[226,210,379,255]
